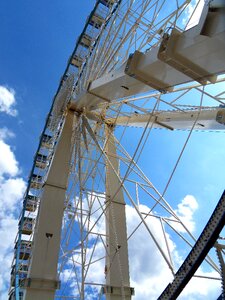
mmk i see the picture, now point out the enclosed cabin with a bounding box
[99,0,116,8]
[24,195,38,212]
[19,217,35,235]
[8,289,24,300]
[35,153,48,169]
[61,74,70,87]
[71,54,84,69]
[80,33,93,49]
[65,203,74,219]
[41,134,53,149]
[89,13,105,29]
[30,174,43,189]
[62,74,68,82]
[11,263,28,287]
[14,240,32,260]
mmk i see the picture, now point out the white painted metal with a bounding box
[106,107,225,130]
[23,111,74,300]
[72,5,225,110]
[14,1,225,299]
[104,126,132,300]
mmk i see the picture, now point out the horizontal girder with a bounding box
[106,107,225,131]
[71,4,225,110]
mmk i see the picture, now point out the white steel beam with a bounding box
[72,4,225,110]
[106,107,225,131]
[24,110,74,300]
[104,126,133,300]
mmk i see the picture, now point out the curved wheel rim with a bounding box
[13,1,225,299]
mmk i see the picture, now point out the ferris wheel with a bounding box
[9,0,225,299]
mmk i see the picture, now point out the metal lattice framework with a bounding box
[9,0,225,299]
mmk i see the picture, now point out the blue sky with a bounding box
[0,0,225,299]
[0,1,95,299]
[0,0,95,174]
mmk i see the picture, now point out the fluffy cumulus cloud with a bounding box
[0,127,15,140]
[0,140,19,177]
[60,196,221,299]
[126,204,220,300]
[0,127,26,300]
[174,194,199,233]
[180,269,221,300]
[126,204,175,298]
[0,86,18,116]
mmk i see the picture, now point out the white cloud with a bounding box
[0,127,15,140]
[0,127,19,178]
[175,194,199,233]
[180,269,221,299]
[60,198,220,299]
[0,177,26,218]
[126,204,220,300]
[0,179,25,300]
[0,86,17,116]
[0,127,26,300]
[126,204,175,298]
[0,140,19,177]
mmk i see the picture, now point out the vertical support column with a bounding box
[24,110,74,300]
[104,126,133,300]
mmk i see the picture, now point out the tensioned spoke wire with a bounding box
[81,120,174,270]
[54,1,225,298]
[122,90,206,239]
[112,123,224,275]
